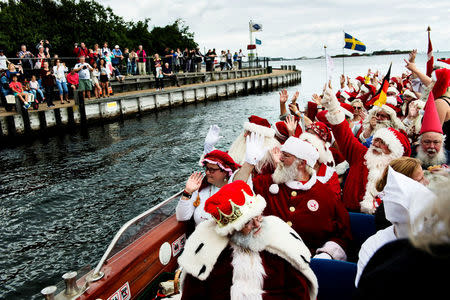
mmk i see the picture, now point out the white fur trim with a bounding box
[360,84,369,94]
[269,184,279,194]
[214,194,267,237]
[386,96,397,106]
[387,86,398,95]
[285,173,317,191]
[230,245,265,300]
[316,241,347,261]
[316,164,335,184]
[381,104,397,117]
[341,106,354,119]
[326,110,345,125]
[281,137,319,167]
[178,220,229,281]
[403,89,417,100]
[373,128,404,158]
[244,122,275,137]
[300,132,335,165]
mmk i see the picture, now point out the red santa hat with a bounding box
[419,92,443,134]
[402,89,417,100]
[307,121,332,145]
[387,86,399,95]
[360,84,377,96]
[431,68,450,99]
[356,76,365,85]
[202,150,241,177]
[386,96,398,106]
[316,110,331,127]
[340,102,354,119]
[244,115,275,137]
[274,121,302,144]
[280,137,319,167]
[390,77,403,92]
[372,127,411,157]
[204,180,266,236]
[381,103,400,116]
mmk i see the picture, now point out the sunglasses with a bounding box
[353,106,363,110]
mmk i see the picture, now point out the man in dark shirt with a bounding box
[162,63,180,87]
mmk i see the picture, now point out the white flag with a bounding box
[250,22,263,32]
[326,54,334,81]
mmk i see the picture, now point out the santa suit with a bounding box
[178,216,318,300]
[316,163,342,201]
[252,173,351,258]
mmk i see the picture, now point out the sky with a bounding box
[100,0,450,58]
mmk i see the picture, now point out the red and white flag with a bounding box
[426,26,434,77]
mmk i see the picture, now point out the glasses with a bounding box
[376,113,390,120]
[204,166,221,173]
[421,140,442,146]
[353,106,363,110]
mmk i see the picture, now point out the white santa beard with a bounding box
[416,146,447,168]
[361,149,399,214]
[272,160,299,184]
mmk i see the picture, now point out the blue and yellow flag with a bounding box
[344,33,366,52]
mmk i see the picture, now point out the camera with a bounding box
[83,65,87,69]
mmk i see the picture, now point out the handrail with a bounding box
[92,189,183,278]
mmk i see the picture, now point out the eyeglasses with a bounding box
[421,140,442,146]
[376,113,390,120]
[204,166,221,173]
[353,106,363,110]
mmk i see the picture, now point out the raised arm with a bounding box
[232,133,265,182]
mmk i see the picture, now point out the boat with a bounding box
[40,184,377,300]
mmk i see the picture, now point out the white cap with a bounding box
[280,137,319,167]
[115,45,119,48]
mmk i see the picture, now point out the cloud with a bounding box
[99,0,450,58]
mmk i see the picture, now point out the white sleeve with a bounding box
[175,190,198,221]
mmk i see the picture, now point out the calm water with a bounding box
[1,52,448,299]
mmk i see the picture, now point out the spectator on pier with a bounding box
[73,42,89,60]
[36,40,51,57]
[111,45,123,71]
[73,56,93,100]
[17,45,34,73]
[233,52,238,70]
[237,49,245,69]
[6,62,22,81]
[123,48,130,75]
[39,61,55,107]
[29,74,45,103]
[99,58,110,98]
[129,49,138,75]
[183,48,190,73]
[176,148,240,225]
[9,74,31,109]
[88,48,99,67]
[0,50,9,72]
[174,48,181,73]
[101,42,111,57]
[219,50,226,71]
[154,55,163,91]
[66,68,79,94]
[226,50,232,69]
[35,46,49,70]
[91,62,101,99]
[194,48,203,72]
[162,62,180,87]
[53,59,69,104]
[136,45,147,75]
[204,49,213,72]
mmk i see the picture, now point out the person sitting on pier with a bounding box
[162,62,180,87]
[228,115,280,175]
[176,150,240,225]
[9,74,31,109]
[233,134,352,260]
[178,180,318,300]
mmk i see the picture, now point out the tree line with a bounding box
[0,0,198,57]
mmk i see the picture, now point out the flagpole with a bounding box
[249,20,253,67]
[324,45,328,83]
[342,30,345,75]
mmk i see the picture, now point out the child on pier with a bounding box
[9,75,30,109]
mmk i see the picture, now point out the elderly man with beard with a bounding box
[178,180,318,300]
[234,134,352,260]
[415,93,448,171]
[321,84,411,214]
[357,102,406,147]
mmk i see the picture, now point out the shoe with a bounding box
[47,104,55,108]
[23,103,30,109]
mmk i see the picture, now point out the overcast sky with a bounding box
[100,0,450,58]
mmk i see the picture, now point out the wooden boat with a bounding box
[41,188,376,300]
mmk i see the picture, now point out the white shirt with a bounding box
[175,185,220,225]
[75,63,91,80]
[0,55,7,70]
[53,65,68,82]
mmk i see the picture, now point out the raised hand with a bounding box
[312,93,322,105]
[285,115,298,136]
[245,132,266,165]
[340,74,345,88]
[270,146,282,165]
[185,171,204,194]
[204,124,222,154]
[291,91,300,103]
[409,49,417,63]
[279,89,288,104]
[321,81,340,111]
[288,103,299,115]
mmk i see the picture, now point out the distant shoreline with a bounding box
[270,49,450,61]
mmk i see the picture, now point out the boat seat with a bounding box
[347,212,376,262]
[310,258,357,300]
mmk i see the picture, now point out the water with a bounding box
[1,52,448,299]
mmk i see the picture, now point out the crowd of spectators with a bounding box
[0,40,247,111]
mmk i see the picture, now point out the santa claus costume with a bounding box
[228,115,280,174]
[299,122,342,201]
[322,86,411,213]
[252,137,352,259]
[178,180,318,300]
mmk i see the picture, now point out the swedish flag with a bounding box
[344,33,366,52]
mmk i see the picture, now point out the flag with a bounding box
[426,26,434,77]
[344,32,366,52]
[250,22,263,32]
[325,54,334,81]
[255,38,262,45]
[373,63,392,107]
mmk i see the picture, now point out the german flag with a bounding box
[373,63,392,107]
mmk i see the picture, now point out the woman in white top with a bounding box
[176,150,240,225]
[52,59,69,103]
